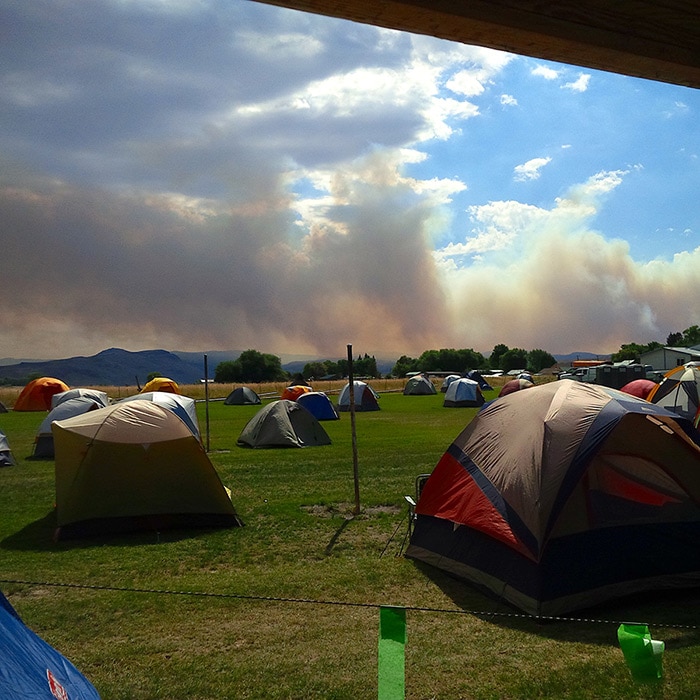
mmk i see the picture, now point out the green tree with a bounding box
[611,341,662,363]
[667,331,683,346]
[302,361,328,380]
[490,344,509,370]
[499,348,528,373]
[146,371,162,382]
[527,349,556,373]
[392,355,419,377]
[214,350,287,383]
[416,348,486,373]
[354,354,379,378]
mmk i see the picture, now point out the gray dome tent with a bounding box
[224,386,261,405]
[237,400,331,448]
[404,375,437,395]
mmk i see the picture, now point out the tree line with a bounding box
[210,325,700,383]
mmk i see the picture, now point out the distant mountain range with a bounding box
[0,347,607,386]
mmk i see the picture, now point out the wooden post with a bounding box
[203,354,210,452]
[347,344,361,515]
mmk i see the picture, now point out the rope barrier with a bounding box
[1,578,697,630]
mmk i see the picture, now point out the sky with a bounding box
[2,0,699,362]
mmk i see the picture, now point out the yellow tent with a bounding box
[140,377,180,394]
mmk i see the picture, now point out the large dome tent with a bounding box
[407,380,700,616]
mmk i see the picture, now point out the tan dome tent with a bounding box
[52,401,242,539]
[14,377,70,412]
[237,400,331,448]
[408,380,700,616]
[119,392,200,440]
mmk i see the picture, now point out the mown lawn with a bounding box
[0,387,698,699]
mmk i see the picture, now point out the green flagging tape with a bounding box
[378,606,406,700]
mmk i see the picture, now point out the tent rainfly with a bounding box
[647,364,700,420]
[0,429,16,467]
[51,388,109,410]
[407,380,700,616]
[33,397,102,459]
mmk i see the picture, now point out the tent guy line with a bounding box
[1,579,696,631]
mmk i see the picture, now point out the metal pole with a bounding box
[204,354,210,452]
[347,344,361,515]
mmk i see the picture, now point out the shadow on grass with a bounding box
[1,510,233,552]
[409,559,700,648]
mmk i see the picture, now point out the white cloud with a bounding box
[532,65,559,80]
[513,157,552,182]
[500,94,518,106]
[562,73,591,92]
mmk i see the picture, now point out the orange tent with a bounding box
[139,377,180,395]
[14,377,70,411]
[281,385,313,401]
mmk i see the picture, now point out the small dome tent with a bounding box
[51,388,109,409]
[0,589,101,699]
[647,364,700,420]
[443,378,484,408]
[439,375,461,393]
[620,378,658,400]
[32,397,102,459]
[52,401,242,539]
[296,391,339,421]
[337,381,380,412]
[498,377,534,397]
[0,429,16,467]
[407,380,700,616]
[466,370,493,391]
[281,385,313,401]
[237,400,331,448]
[403,375,437,395]
[140,377,180,394]
[14,377,70,412]
[224,387,261,405]
[119,392,201,439]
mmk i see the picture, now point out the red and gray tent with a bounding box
[407,380,700,616]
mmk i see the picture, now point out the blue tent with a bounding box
[296,391,339,420]
[0,590,101,698]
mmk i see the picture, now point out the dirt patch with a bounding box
[301,503,401,518]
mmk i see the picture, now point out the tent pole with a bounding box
[348,344,361,515]
[204,354,210,452]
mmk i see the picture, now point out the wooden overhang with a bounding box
[252,0,700,89]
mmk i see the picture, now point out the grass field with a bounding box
[0,381,698,699]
